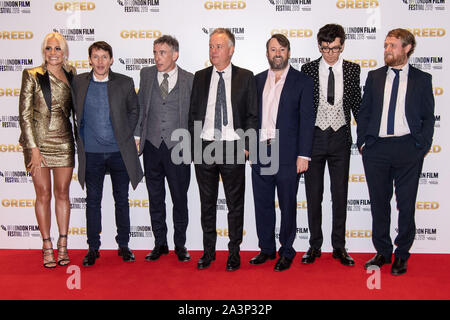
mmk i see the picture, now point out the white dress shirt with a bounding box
[319,56,344,104]
[201,63,239,141]
[379,64,410,137]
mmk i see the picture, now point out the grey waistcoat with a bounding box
[146,78,180,149]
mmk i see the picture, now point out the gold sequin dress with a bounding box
[18,64,76,168]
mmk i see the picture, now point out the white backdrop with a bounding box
[0,0,447,254]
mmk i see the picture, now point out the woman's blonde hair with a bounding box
[41,32,69,64]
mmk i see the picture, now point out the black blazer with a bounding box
[301,57,361,147]
[188,64,258,150]
[356,64,435,155]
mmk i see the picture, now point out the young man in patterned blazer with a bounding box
[300,24,361,266]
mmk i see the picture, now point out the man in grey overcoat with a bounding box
[72,41,143,266]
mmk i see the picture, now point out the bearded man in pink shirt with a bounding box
[249,34,315,271]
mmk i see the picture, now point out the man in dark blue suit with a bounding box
[249,34,315,271]
[357,29,435,275]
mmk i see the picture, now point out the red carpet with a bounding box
[1,250,449,300]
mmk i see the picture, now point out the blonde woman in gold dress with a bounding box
[18,32,76,268]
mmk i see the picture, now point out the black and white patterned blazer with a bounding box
[301,57,361,147]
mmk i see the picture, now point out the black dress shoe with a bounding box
[226,254,240,271]
[301,247,321,264]
[145,245,169,261]
[197,253,216,270]
[274,256,292,271]
[118,247,135,262]
[249,252,276,265]
[391,257,407,276]
[364,253,392,269]
[332,248,355,266]
[82,249,99,266]
[175,246,191,262]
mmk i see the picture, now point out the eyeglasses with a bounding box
[320,46,342,53]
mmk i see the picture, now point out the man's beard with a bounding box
[384,52,407,67]
[269,56,289,70]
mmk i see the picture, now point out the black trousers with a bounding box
[304,126,350,250]
[362,135,423,260]
[143,140,191,248]
[194,140,245,260]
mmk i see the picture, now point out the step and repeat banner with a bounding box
[0,0,448,253]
